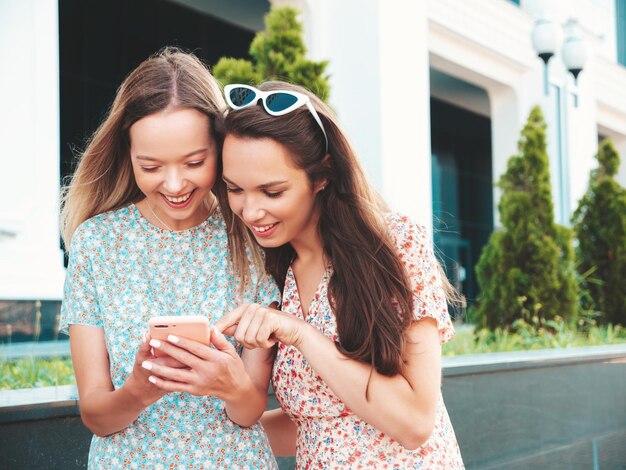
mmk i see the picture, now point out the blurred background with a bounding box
[2,0,626,336]
[1,1,626,468]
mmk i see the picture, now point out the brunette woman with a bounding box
[213,82,464,468]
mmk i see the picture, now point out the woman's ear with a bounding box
[314,178,329,194]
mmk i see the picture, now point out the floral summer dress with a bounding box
[60,204,279,469]
[272,214,464,469]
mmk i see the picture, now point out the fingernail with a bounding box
[148,376,157,384]
[141,360,153,371]
[167,334,179,344]
[142,333,148,344]
[149,339,161,348]
[213,327,220,336]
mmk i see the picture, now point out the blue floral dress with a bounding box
[60,204,279,469]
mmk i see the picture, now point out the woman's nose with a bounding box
[242,198,266,222]
[163,169,185,194]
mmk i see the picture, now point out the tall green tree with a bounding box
[472,106,578,330]
[572,140,626,326]
[213,6,330,101]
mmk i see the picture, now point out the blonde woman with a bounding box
[60,49,279,468]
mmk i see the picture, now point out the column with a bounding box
[0,0,65,300]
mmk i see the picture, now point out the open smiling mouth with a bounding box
[250,222,279,236]
[161,189,195,207]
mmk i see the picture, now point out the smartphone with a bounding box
[148,315,212,357]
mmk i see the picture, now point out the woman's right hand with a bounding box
[70,325,185,436]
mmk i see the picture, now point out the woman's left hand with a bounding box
[215,303,308,349]
[142,328,251,401]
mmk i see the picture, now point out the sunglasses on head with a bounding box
[224,84,328,153]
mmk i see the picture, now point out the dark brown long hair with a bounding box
[61,47,225,247]
[216,81,423,376]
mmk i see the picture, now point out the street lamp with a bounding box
[562,19,587,84]
[531,19,561,95]
[532,17,587,106]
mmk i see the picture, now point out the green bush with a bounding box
[214,6,330,101]
[471,106,578,330]
[0,357,75,390]
[572,140,626,326]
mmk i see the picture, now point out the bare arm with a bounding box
[295,317,441,450]
[226,334,273,426]
[260,408,297,456]
[70,325,166,437]
[216,308,442,450]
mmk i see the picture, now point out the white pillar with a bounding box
[0,0,65,300]
[488,85,522,227]
[378,1,432,227]
[294,0,431,227]
[292,0,384,190]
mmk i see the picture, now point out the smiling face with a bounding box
[129,107,217,230]
[222,135,325,251]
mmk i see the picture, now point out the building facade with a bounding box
[1,0,625,310]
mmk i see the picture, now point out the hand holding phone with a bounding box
[148,315,211,357]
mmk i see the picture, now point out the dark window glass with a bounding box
[59,0,259,191]
[430,98,494,310]
[617,0,626,66]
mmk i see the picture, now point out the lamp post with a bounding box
[562,18,587,106]
[531,19,560,95]
[531,17,587,106]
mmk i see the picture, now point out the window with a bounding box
[617,0,626,66]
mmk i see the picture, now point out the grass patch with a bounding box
[0,356,75,390]
[443,320,626,356]
[2,321,625,390]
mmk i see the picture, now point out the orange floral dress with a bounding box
[272,214,464,469]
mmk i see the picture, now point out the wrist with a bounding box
[291,320,311,349]
[123,374,152,409]
[224,372,254,405]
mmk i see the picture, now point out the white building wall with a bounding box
[0,0,65,300]
[277,0,433,226]
[294,0,626,227]
[300,0,384,191]
[2,0,626,300]
[524,0,618,62]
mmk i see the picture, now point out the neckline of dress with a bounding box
[286,264,332,317]
[129,202,219,236]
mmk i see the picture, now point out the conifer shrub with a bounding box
[572,140,626,326]
[471,106,578,330]
[213,6,330,101]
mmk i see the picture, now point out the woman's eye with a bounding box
[265,191,283,198]
[141,167,159,173]
[187,161,204,168]
[226,187,242,194]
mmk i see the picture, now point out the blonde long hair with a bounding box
[60,47,225,247]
